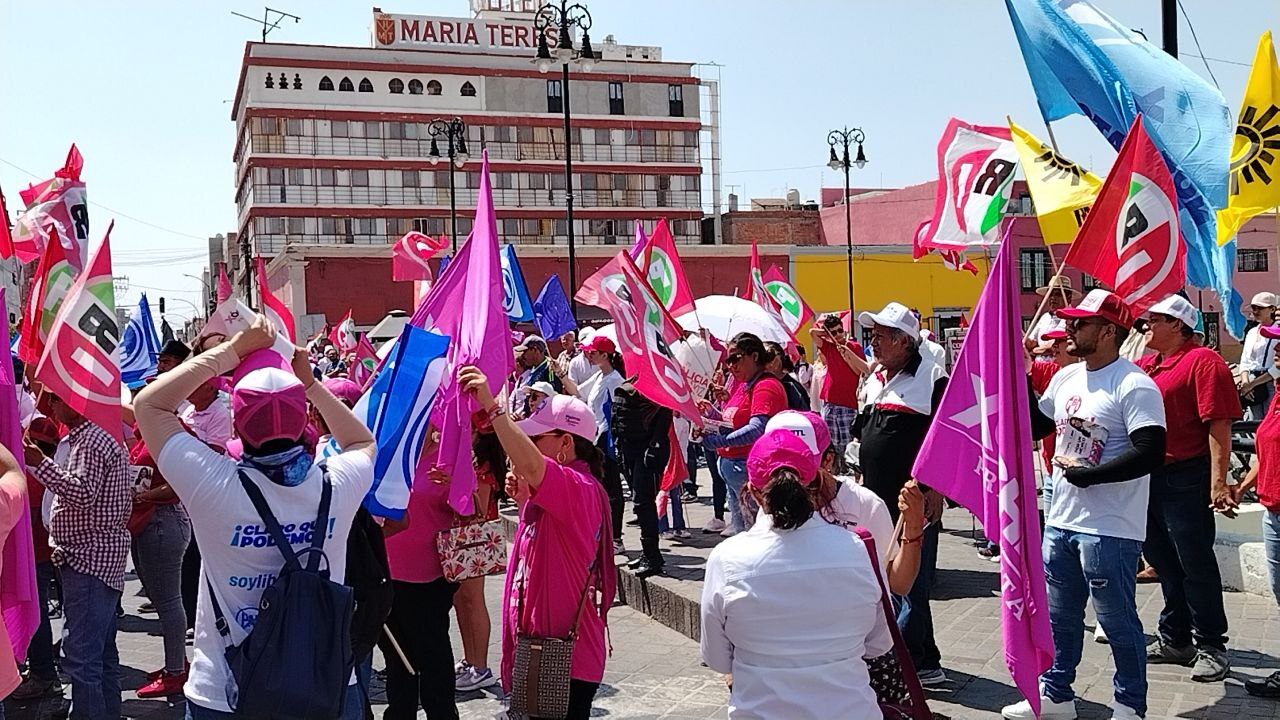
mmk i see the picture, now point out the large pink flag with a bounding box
[418,150,514,515]
[13,145,89,270]
[0,289,39,662]
[392,231,448,282]
[642,218,697,317]
[911,238,1053,714]
[216,263,233,303]
[255,256,296,342]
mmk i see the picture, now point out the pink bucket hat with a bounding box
[764,410,832,455]
[231,349,308,448]
[515,393,597,441]
[747,429,821,490]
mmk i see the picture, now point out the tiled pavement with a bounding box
[10,499,1280,718]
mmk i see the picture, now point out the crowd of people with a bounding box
[6,277,1280,719]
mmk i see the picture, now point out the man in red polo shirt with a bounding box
[1138,294,1241,682]
[810,313,869,472]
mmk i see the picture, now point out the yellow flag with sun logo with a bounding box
[1009,119,1103,246]
[1218,31,1280,246]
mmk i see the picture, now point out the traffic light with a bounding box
[159,297,165,314]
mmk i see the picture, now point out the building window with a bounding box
[402,170,420,187]
[285,118,303,136]
[264,73,274,89]
[338,77,354,92]
[1019,248,1051,291]
[668,84,684,117]
[408,79,424,95]
[426,80,442,96]
[319,76,334,91]
[351,169,369,186]
[278,72,288,89]
[389,78,404,94]
[460,81,477,97]
[293,73,302,89]
[365,122,381,138]
[547,79,562,113]
[358,77,374,93]
[608,82,624,115]
[1239,248,1269,272]
[1081,273,1104,291]
[331,120,348,138]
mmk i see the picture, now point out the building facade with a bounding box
[231,1,715,326]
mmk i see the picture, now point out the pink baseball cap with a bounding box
[232,350,308,448]
[515,393,597,441]
[322,377,363,407]
[764,410,831,455]
[747,429,821,490]
[1261,324,1280,340]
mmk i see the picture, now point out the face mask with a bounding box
[241,445,313,487]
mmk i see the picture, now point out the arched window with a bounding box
[389,78,404,94]
[265,73,275,89]
[338,77,354,92]
[293,73,302,90]
[460,81,477,97]
[279,72,288,89]
[426,79,442,96]
[358,77,374,93]
[319,76,334,91]
[408,79,423,95]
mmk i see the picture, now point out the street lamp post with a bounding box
[827,127,868,314]
[534,0,596,316]
[181,273,210,320]
[427,117,470,253]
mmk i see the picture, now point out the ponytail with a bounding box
[608,351,625,377]
[572,435,607,482]
[760,467,815,530]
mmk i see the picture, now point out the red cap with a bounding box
[1056,289,1134,328]
[582,334,616,354]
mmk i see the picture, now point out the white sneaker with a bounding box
[1094,624,1109,644]
[720,526,738,538]
[612,540,625,555]
[456,665,497,692]
[1001,696,1076,719]
[1110,702,1141,720]
[673,529,692,539]
[659,531,673,540]
[702,518,727,533]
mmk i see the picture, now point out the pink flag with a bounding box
[416,150,515,515]
[393,231,448,282]
[17,230,73,366]
[642,218,697,317]
[350,335,379,387]
[0,289,39,663]
[0,187,13,260]
[912,219,979,275]
[762,266,815,336]
[329,310,356,352]
[12,145,88,270]
[255,256,296,342]
[746,242,792,338]
[628,220,649,261]
[217,263,233,303]
[911,238,1053,714]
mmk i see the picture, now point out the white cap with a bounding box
[1147,295,1198,330]
[1252,292,1279,308]
[577,326,596,343]
[857,302,920,341]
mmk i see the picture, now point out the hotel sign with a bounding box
[372,11,561,53]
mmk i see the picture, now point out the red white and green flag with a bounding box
[255,256,296,342]
[641,218,696,316]
[329,310,357,352]
[13,145,90,271]
[18,230,77,365]
[350,335,379,387]
[763,266,815,335]
[918,118,1018,251]
[34,223,123,441]
[1063,115,1185,315]
[746,242,792,338]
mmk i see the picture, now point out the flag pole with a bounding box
[1019,116,1076,341]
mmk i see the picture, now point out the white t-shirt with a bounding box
[821,478,897,567]
[156,433,374,712]
[1240,326,1269,374]
[920,338,947,368]
[1038,359,1165,541]
[577,368,623,438]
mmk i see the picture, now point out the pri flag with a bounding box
[17,231,76,365]
[1064,115,1184,315]
[912,220,979,275]
[350,334,379,388]
[532,274,577,340]
[34,224,123,442]
[1218,32,1280,246]
[1009,119,1103,246]
[0,288,40,664]
[392,231,448,282]
[120,294,161,389]
[329,310,357,352]
[746,242,791,337]
[596,251,703,421]
[12,145,89,270]
[912,238,1053,716]
[641,218,696,316]
[500,244,535,322]
[216,264,233,303]
[918,119,1018,250]
[255,256,296,342]
[763,267,815,335]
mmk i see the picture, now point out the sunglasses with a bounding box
[1066,317,1105,331]
[725,352,745,365]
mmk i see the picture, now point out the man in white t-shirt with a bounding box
[135,317,375,719]
[1003,290,1167,720]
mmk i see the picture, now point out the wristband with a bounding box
[901,533,924,545]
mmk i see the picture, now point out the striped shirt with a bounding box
[32,421,132,591]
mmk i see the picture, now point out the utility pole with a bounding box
[1160,0,1178,57]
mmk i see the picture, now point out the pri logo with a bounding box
[766,280,803,329]
[1113,172,1179,306]
[646,247,678,308]
[374,13,396,46]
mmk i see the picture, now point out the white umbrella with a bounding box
[675,295,791,344]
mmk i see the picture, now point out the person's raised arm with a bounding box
[460,365,547,490]
[293,348,374,460]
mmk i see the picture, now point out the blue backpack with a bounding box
[208,465,355,719]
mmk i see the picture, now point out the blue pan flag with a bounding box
[500,244,535,322]
[120,294,162,389]
[533,274,577,340]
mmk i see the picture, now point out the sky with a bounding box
[1,0,1275,324]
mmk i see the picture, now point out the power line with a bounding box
[1176,0,1220,88]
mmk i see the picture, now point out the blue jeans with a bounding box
[718,458,748,532]
[1263,509,1280,601]
[186,684,363,719]
[26,561,58,680]
[1042,526,1146,716]
[896,522,941,672]
[658,487,686,532]
[134,504,192,673]
[61,567,122,720]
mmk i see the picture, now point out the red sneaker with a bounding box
[146,660,190,682]
[136,670,187,699]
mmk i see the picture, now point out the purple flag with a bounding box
[628,220,649,261]
[911,238,1053,713]
[415,151,514,515]
[1,288,39,662]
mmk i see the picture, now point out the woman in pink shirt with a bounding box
[458,365,616,720]
[0,442,25,705]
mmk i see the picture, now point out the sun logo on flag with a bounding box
[1231,104,1280,194]
[1034,149,1086,187]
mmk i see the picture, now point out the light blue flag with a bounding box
[120,294,161,389]
[500,244,535,323]
[347,325,450,519]
[1005,0,1243,337]
[532,274,577,340]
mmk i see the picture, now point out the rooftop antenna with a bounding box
[232,6,301,42]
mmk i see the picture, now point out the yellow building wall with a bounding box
[792,250,991,323]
